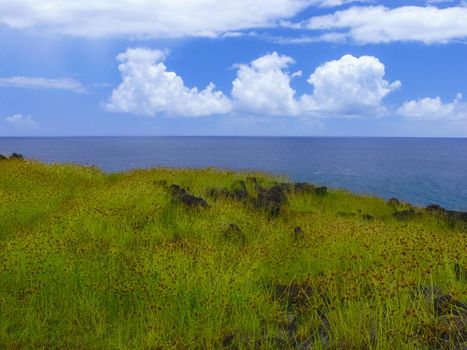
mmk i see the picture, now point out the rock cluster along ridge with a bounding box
[388,197,467,228]
[0,153,24,161]
[168,184,209,208]
[206,178,327,217]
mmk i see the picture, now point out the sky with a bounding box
[0,0,466,137]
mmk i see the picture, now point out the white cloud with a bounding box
[0,76,86,93]
[0,1,372,39]
[231,53,400,118]
[105,48,232,117]
[106,49,400,119]
[398,93,467,120]
[0,0,313,39]
[300,54,401,116]
[5,114,39,130]
[311,0,369,7]
[231,52,300,116]
[305,5,467,44]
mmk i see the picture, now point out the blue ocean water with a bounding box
[0,137,466,211]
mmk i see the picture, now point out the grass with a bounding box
[0,160,465,349]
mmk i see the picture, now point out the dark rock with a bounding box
[169,184,208,208]
[277,182,294,194]
[169,184,186,197]
[426,204,446,214]
[293,226,304,240]
[387,198,400,206]
[231,189,248,202]
[9,153,23,160]
[423,314,466,350]
[294,182,315,194]
[223,224,245,244]
[230,180,248,201]
[0,154,6,161]
[206,180,249,202]
[315,186,328,196]
[179,193,208,208]
[434,294,467,317]
[423,206,467,230]
[207,182,292,216]
[393,209,416,220]
[255,185,288,217]
[446,210,467,223]
[424,294,467,349]
[222,334,235,348]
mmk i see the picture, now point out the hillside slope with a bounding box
[0,160,465,349]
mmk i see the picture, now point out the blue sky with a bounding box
[0,0,466,136]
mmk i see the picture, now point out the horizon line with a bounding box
[1,135,467,139]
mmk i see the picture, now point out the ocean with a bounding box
[1,137,466,211]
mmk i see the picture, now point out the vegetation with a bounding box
[0,160,465,349]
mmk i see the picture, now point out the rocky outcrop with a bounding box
[0,153,24,161]
[295,182,328,196]
[294,182,315,194]
[169,184,208,208]
[431,294,467,349]
[255,185,288,217]
[230,180,249,202]
[315,186,328,196]
[9,153,24,160]
[424,203,467,229]
[206,179,330,218]
[387,198,400,206]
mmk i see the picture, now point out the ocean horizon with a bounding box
[1,136,466,211]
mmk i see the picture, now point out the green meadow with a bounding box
[0,160,465,349]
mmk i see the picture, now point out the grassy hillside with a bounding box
[0,160,465,349]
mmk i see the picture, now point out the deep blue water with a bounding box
[1,137,466,211]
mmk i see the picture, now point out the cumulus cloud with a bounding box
[0,76,86,93]
[398,93,467,120]
[301,54,401,116]
[0,0,313,38]
[305,5,467,44]
[106,48,400,119]
[231,52,300,116]
[5,114,39,130]
[105,48,232,117]
[230,53,400,117]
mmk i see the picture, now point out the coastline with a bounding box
[1,136,467,211]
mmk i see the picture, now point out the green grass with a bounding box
[0,160,465,349]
